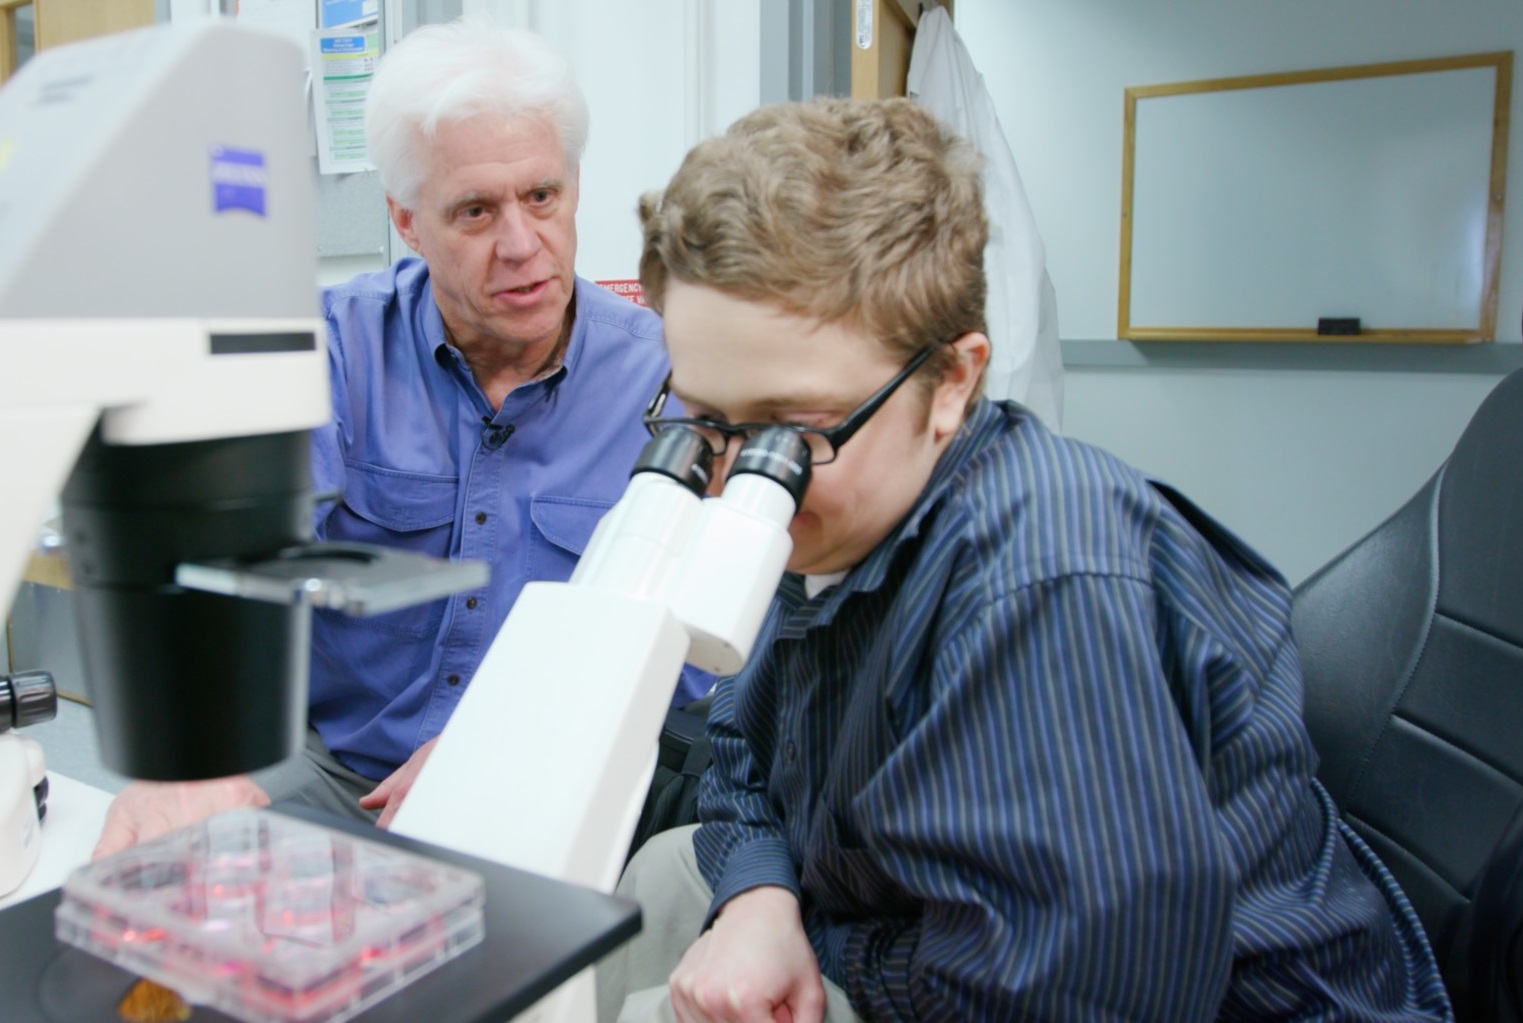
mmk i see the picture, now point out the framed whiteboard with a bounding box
[1118,52,1512,343]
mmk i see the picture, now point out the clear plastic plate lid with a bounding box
[55,808,485,1023]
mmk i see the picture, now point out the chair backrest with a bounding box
[1292,367,1523,1023]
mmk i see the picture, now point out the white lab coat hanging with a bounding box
[908,6,1065,430]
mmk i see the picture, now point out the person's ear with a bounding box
[387,195,421,254]
[928,332,990,441]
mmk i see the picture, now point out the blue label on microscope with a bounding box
[210,146,267,216]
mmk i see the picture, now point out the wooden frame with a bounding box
[1118,52,1512,343]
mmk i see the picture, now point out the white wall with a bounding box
[465,0,762,281]
[312,2,763,284]
[957,0,1521,583]
[1065,367,1501,583]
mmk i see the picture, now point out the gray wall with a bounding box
[958,0,1523,583]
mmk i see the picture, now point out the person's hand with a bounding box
[669,885,825,1023]
[93,775,270,858]
[358,736,438,828]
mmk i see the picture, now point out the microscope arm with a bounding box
[392,429,809,894]
[392,585,691,892]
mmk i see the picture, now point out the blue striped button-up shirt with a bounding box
[695,400,1450,1021]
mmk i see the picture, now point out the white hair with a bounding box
[365,16,589,209]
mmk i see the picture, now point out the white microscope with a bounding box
[394,424,810,890]
[0,671,55,895]
[390,410,810,1023]
[0,20,483,897]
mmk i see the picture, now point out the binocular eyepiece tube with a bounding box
[635,424,812,509]
[571,424,814,675]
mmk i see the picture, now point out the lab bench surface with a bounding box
[0,803,640,1023]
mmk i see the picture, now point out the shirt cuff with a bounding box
[703,835,800,930]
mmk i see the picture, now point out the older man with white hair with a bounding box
[95,17,707,853]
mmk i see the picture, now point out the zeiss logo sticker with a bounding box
[210,146,267,216]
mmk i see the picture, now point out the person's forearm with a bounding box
[693,680,794,909]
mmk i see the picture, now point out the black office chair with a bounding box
[1291,367,1523,1023]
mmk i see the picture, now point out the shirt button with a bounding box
[446,674,461,686]
[465,597,478,609]
[784,741,797,763]
[475,512,487,524]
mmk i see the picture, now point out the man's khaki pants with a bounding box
[596,825,865,1022]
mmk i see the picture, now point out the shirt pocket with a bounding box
[320,462,458,638]
[526,495,614,583]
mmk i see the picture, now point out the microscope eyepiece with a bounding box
[0,671,57,733]
[632,427,715,497]
[727,428,811,510]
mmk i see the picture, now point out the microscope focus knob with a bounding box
[0,671,57,732]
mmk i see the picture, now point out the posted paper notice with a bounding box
[311,25,378,175]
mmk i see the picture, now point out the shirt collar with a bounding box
[777,399,1026,627]
[424,274,583,394]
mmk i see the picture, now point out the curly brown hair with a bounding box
[639,97,988,398]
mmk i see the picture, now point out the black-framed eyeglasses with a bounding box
[642,344,937,466]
